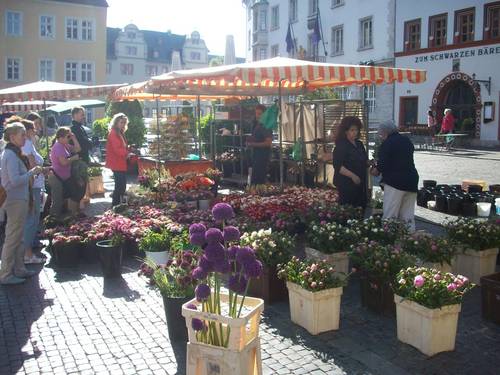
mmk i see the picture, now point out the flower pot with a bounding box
[185,200,197,210]
[88,175,105,196]
[468,184,483,193]
[162,294,192,342]
[198,199,211,211]
[394,295,461,356]
[145,250,170,265]
[447,196,462,216]
[462,200,476,217]
[52,242,81,268]
[489,184,500,194]
[286,281,343,335]
[477,202,491,217]
[423,180,437,188]
[247,266,287,304]
[480,272,500,325]
[80,241,99,263]
[434,194,448,213]
[96,240,123,278]
[305,247,349,275]
[360,276,395,315]
[222,162,233,178]
[452,248,499,285]
[123,239,142,257]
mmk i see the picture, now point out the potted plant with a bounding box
[97,233,124,278]
[350,241,415,315]
[88,166,104,196]
[277,256,348,335]
[349,216,409,245]
[143,250,198,342]
[181,203,264,374]
[139,229,171,265]
[446,218,500,284]
[393,267,474,356]
[51,233,83,268]
[240,228,294,303]
[400,231,457,273]
[305,222,359,275]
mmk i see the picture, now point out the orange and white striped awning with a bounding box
[0,81,126,103]
[0,100,60,112]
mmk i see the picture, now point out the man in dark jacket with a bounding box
[70,107,92,164]
[371,121,419,231]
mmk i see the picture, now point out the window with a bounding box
[162,66,169,73]
[120,63,134,75]
[81,19,93,41]
[40,15,55,38]
[455,8,475,43]
[485,3,500,40]
[144,108,150,118]
[289,0,298,22]
[86,109,93,124]
[161,108,168,117]
[190,52,201,60]
[151,108,157,118]
[364,85,376,113]
[309,0,319,16]
[332,0,344,8]
[259,48,267,60]
[404,19,421,51]
[6,11,22,36]
[146,65,157,76]
[429,14,447,47]
[126,46,137,56]
[127,31,136,39]
[331,25,344,55]
[271,6,279,30]
[359,17,373,49]
[66,18,78,40]
[106,62,111,74]
[259,9,267,31]
[271,44,279,57]
[81,63,93,83]
[6,58,21,81]
[334,87,352,100]
[308,33,319,58]
[65,61,78,82]
[39,59,54,81]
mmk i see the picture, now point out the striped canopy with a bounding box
[0,100,60,112]
[0,81,126,103]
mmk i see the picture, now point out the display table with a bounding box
[137,157,213,176]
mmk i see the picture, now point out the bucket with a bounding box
[477,202,491,217]
[495,198,500,215]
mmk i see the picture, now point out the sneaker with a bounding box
[24,255,45,265]
[0,275,26,285]
[15,270,38,278]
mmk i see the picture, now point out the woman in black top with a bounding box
[321,116,368,208]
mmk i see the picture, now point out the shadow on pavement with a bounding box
[102,275,141,301]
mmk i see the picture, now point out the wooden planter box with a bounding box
[360,276,395,315]
[394,295,461,356]
[421,261,452,274]
[452,248,499,285]
[247,266,287,304]
[480,272,500,325]
[305,247,349,275]
[88,175,105,196]
[286,281,343,335]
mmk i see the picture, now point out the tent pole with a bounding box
[363,84,370,204]
[155,96,161,196]
[278,80,283,190]
[43,98,49,157]
[197,95,201,158]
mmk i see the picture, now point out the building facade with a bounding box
[0,0,108,89]
[241,0,396,127]
[394,0,500,145]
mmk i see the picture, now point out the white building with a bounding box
[394,0,500,146]
[241,0,396,127]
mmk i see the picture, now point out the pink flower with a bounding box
[447,283,457,291]
[310,282,317,288]
[413,275,425,288]
[433,274,441,281]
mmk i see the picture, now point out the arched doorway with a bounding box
[431,73,482,137]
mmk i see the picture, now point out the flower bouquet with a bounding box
[277,256,348,334]
[393,267,474,356]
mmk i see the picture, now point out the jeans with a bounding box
[112,171,127,206]
[23,188,42,249]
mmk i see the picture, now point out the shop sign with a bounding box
[414,45,500,63]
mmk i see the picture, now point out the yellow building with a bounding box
[0,0,108,90]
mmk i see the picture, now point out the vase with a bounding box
[394,295,461,356]
[145,250,170,265]
[247,266,287,304]
[162,294,192,342]
[305,247,349,275]
[286,282,343,335]
[182,293,264,375]
[360,276,395,315]
[96,240,123,278]
[52,242,81,268]
[452,248,499,285]
[480,272,500,325]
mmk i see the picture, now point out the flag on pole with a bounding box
[312,14,321,44]
[286,24,295,53]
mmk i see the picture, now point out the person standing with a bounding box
[427,110,437,136]
[320,116,369,208]
[70,107,92,164]
[247,104,272,185]
[105,113,129,206]
[440,108,455,134]
[371,121,419,231]
[0,122,43,285]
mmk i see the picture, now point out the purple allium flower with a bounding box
[414,275,425,288]
[212,203,235,221]
[213,259,232,274]
[186,303,197,310]
[192,318,205,331]
[227,275,248,294]
[195,283,211,301]
[198,255,214,272]
[192,266,208,280]
[204,243,226,263]
[223,226,240,242]
[189,223,207,234]
[227,245,239,260]
[190,232,206,246]
[244,259,263,278]
[205,228,224,245]
[236,246,256,267]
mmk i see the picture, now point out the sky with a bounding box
[106,0,247,57]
